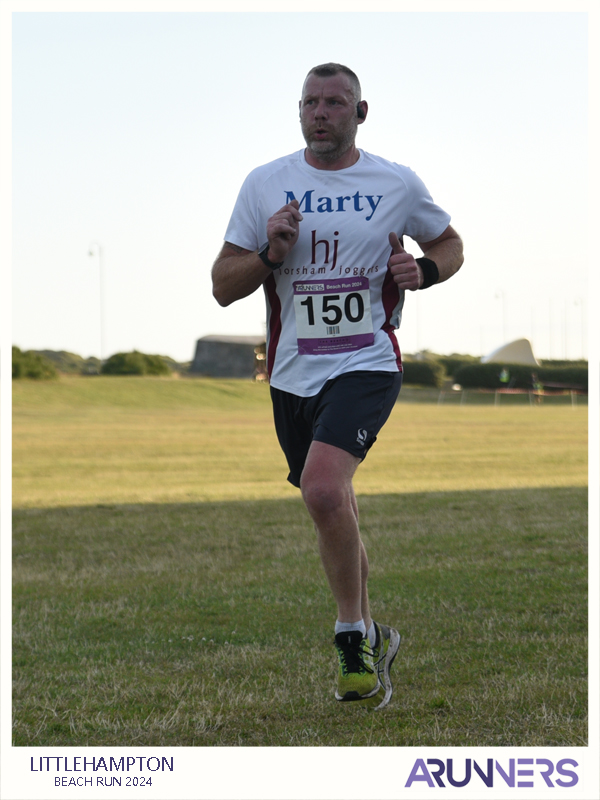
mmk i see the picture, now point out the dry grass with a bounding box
[12,377,587,508]
[12,377,588,746]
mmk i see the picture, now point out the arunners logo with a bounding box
[404,758,579,789]
[285,190,383,221]
[296,283,324,292]
[357,429,368,445]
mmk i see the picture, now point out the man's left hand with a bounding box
[387,232,422,291]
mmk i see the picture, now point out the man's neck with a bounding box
[304,145,361,171]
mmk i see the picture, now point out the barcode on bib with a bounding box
[326,325,341,335]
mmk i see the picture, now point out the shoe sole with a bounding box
[335,682,380,702]
[370,629,401,711]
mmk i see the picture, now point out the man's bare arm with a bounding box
[417,225,464,284]
[212,200,303,307]
[388,225,464,291]
[211,243,271,308]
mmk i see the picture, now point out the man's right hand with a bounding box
[265,199,303,262]
[212,199,303,307]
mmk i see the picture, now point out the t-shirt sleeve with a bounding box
[402,168,451,243]
[223,171,261,252]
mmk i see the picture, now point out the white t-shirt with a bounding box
[224,148,451,397]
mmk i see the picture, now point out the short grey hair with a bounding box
[304,63,362,103]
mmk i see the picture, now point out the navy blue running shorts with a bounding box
[270,370,403,488]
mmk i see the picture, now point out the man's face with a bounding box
[300,73,360,164]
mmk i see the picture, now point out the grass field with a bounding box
[12,376,587,508]
[12,377,588,746]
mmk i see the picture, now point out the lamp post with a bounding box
[574,298,585,359]
[415,293,421,354]
[88,242,105,366]
[563,298,568,360]
[548,297,553,359]
[495,290,507,343]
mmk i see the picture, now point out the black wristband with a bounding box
[257,243,284,270]
[416,257,439,289]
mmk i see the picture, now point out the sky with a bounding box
[7,9,593,364]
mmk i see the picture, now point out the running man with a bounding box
[211,63,463,709]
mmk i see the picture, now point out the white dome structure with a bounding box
[481,338,539,366]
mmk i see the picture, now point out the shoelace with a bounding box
[336,639,375,675]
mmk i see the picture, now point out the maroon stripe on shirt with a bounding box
[381,265,403,371]
[264,274,282,379]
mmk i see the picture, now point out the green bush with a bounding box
[454,363,588,391]
[402,359,445,387]
[540,367,588,391]
[143,354,173,376]
[101,351,171,376]
[435,354,480,380]
[12,347,58,380]
[34,350,101,375]
[540,359,588,368]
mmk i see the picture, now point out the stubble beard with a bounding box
[301,118,358,164]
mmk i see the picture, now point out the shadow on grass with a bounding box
[13,486,587,747]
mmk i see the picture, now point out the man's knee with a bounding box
[300,471,348,521]
[300,441,360,522]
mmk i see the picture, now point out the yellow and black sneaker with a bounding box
[334,630,379,702]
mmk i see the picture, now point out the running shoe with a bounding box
[334,630,379,701]
[369,621,401,710]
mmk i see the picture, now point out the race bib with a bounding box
[293,277,374,356]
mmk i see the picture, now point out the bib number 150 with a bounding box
[299,293,365,327]
[292,277,374,355]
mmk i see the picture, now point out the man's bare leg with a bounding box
[348,486,372,632]
[300,441,370,627]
